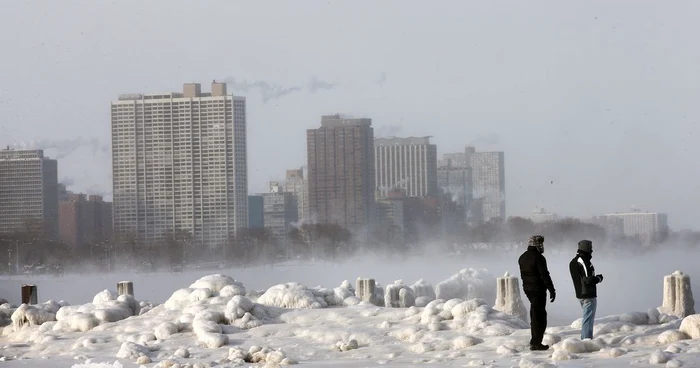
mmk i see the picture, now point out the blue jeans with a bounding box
[579,298,597,340]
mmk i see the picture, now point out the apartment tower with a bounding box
[470,149,505,221]
[0,149,59,239]
[307,114,375,230]
[111,82,247,246]
[374,137,438,198]
[59,192,113,248]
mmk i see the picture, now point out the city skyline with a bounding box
[2,1,698,229]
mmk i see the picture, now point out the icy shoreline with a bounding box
[1,269,700,368]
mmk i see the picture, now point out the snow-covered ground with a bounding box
[1,249,700,367]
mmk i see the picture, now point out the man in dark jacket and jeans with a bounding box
[569,239,603,340]
[518,235,556,351]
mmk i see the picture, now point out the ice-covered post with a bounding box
[384,280,415,308]
[118,281,134,297]
[494,272,528,322]
[661,271,695,318]
[21,284,37,305]
[356,278,376,303]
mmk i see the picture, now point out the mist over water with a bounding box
[0,246,697,326]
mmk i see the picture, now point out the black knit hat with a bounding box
[578,240,593,253]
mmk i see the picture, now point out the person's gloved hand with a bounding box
[549,290,556,303]
[597,274,604,283]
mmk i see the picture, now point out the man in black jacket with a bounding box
[518,235,556,351]
[569,239,604,340]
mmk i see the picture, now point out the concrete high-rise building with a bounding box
[59,193,113,248]
[307,114,375,230]
[111,82,247,247]
[262,192,298,241]
[470,150,505,222]
[374,137,438,198]
[596,210,669,244]
[281,168,309,223]
[0,149,59,239]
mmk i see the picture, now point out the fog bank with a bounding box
[0,246,695,325]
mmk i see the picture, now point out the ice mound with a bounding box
[333,338,359,351]
[452,335,483,349]
[311,281,359,307]
[10,301,64,330]
[224,295,265,329]
[385,280,416,308]
[0,302,13,327]
[435,268,496,304]
[554,337,603,354]
[190,274,245,295]
[228,345,297,365]
[50,291,143,333]
[257,282,325,309]
[649,349,671,364]
[116,341,150,359]
[679,314,700,339]
[150,275,271,347]
[416,297,527,336]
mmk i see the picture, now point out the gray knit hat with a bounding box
[529,235,544,246]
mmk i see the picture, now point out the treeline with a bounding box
[447,216,674,253]
[0,216,691,275]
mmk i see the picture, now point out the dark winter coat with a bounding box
[569,251,601,299]
[518,246,556,294]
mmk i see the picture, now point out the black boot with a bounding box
[530,343,549,351]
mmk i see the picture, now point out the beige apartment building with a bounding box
[110,81,247,247]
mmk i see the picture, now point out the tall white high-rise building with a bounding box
[374,137,438,198]
[111,82,247,247]
[0,149,59,239]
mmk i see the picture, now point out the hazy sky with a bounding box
[1,1,699,229]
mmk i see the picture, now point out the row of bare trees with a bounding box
[2,214,685,275]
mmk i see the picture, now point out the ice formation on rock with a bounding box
[228,346,297,366]
[385,280,416,308]
[50,291,146,333]
[435,268,496,304]
[257,282,324,309]
[679,314,700,339]
[10,301,65,331]
[661,271,695,318]
[189,274,245,294]
[493,272,528,323]
[311,282,359,307]
[414,297,527,336]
